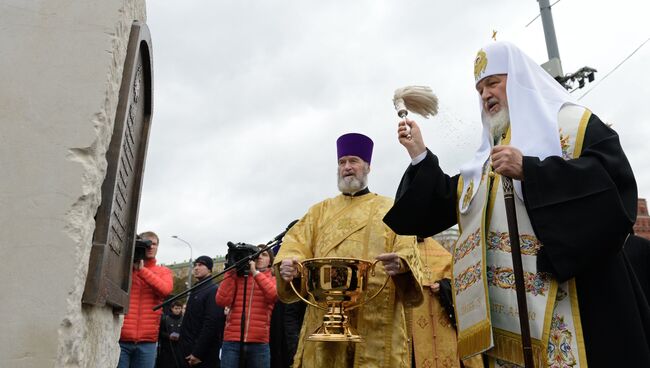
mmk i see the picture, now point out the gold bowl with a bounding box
[290,257,389,342]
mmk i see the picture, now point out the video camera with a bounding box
[225,241,259,276]
[133,235,153,263]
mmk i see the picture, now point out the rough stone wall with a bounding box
[0,1,146,367]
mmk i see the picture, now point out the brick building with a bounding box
[634,198,650,240]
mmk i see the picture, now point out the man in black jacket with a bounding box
[179,256,226,367]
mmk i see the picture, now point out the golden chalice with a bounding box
[289,257,389,342]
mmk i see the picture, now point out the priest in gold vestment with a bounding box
[274,133,423,368]
[409,237,484,368]
[408,237,459,368]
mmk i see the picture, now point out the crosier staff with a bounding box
[501,175,534,368]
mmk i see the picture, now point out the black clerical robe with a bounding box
[624,234,650,303]
[384,114,650,367]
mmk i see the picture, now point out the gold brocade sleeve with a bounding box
[389,226,424,308]
[273,211,316,304]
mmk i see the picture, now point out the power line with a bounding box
[578,36,650,100]
[525,0,563,28]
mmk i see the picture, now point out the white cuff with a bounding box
[411,150,427,165]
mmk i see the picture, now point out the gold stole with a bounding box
[454,107,591,367]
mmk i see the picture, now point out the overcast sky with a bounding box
[139,0,650,265]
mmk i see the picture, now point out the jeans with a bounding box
[117,341,157,368]
[220,341,270,368]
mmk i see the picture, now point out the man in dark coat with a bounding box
[179,256,225,367]
[384,41,650,367]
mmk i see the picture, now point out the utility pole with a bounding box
[536,0,596,91]
[538,0,563,77]
[172,235,194,291]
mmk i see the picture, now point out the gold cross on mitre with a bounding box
[492,30,498,41]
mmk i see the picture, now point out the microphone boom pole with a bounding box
[153,221,298,311]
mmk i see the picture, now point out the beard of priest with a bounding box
[337,155,370,194]
[477,72,510,144]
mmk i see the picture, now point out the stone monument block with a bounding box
[0,1,149,367]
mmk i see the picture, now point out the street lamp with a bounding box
[171,235,193,290]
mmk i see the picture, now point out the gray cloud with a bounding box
[140,0,650,264]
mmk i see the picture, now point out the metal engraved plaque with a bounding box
[82,21,153,312]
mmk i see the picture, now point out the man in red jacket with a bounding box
[216,245,277,368]
[118,231,174,368]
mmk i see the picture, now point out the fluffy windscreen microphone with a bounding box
[393,86,439,139]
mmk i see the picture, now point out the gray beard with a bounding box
[337,173,368,194]
[487,107,510,143]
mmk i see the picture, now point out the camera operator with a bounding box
[216,245,277,368]
[118,231,174,368]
